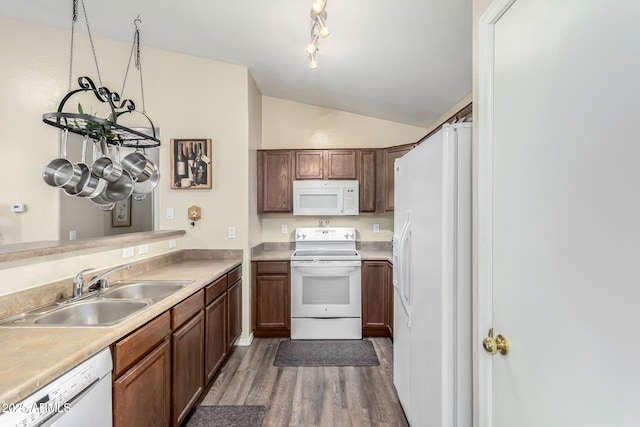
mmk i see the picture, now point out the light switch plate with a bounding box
[166,208,174,220]
[228,227,236,239]
[373,224,380,233]
[169,240,176,249]
[281,224,288,234]
[69,230,76,241]
[138,244,149,255]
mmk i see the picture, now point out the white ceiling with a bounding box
[0,0,472,128]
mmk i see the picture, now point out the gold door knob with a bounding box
[483,328,509,356]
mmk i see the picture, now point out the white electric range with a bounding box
[290,227,362,339]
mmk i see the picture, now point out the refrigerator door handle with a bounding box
[396,215,412,327]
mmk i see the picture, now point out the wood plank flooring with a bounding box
[198,337,409,427]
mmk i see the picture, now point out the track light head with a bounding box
[305,34,319,55]
[309,52,318,70]
[316,12,331,38]
[311,0,327,18]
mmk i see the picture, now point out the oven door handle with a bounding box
[290,261,362,268]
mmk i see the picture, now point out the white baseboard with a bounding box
[236,332,254,346]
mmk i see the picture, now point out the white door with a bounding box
[478,1,640,426]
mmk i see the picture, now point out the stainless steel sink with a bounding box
[103,281,191,300]
[33,300,148,326]
[0,279,194,327]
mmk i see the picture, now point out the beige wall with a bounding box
[262,96,427,149]
[0,17,255,341]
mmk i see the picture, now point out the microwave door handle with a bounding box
[339,187,345,213]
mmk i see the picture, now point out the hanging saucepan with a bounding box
[122,150,158,183]
[71,138,108,198]
[132,168,160,201]
[63,135,92,196]
[42,129,83,188]
[91,138,123,182]
[101,145,134,203]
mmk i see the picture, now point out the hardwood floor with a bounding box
[198,337,409,427]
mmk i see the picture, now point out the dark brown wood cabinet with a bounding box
[227,278,242,347]
[359,149,377,212]
[204,292,227,383]
[112,265,243,427]
[171,290,205,427]
[295,150,325,179]
[112,313,172,427]
[326,150,359,179]
[251,261,290,337]
[257,150,293,213]
[362,261,393,337]
[383,144,415,212]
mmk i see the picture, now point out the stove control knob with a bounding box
[297,232,307,240]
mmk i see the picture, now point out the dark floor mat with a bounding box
[273,339,379,367]
[186,405,267,427]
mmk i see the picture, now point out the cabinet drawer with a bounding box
[256,261,289,275]
[227,265,242,286]
[172,289,204,329]
[112,311,171,377]
[205,275,227,306]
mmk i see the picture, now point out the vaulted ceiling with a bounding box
[0,0,472,127]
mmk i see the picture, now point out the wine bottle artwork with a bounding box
[170,138,212,189]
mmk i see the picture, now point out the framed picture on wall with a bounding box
[170,138,212,189]
[112,197,132,227]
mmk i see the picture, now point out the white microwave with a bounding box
[293,180,359,216]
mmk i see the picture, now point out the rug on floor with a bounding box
[185,405,267,427]
[273,339,380,367]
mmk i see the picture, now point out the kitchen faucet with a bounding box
[72,264,131,298]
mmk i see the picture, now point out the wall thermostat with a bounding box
[10,203,25,213]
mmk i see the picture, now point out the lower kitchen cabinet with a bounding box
[227,278,242,347]
[251,261,290,337]
[204,291,227,383]
[111,265,242,427]
[362,261,392,337]
[171,292,205,427]
[111,312,172,427]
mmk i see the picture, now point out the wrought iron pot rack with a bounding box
[42,76,160,148]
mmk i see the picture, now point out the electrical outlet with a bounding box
[69,230,76,241]
[228,227,236,239]
[281,224,288,234]
[122,247,134,259]
[169,239,176,249]
[166,208,174,220]
[138,244,149,255]
[373,224,380,233]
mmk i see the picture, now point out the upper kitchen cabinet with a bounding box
[359,149,377,213]
[382,144,416,212]
[294,149,359,180]
[326,150,359,179]
[295,150,325,179]
[258,150,293,213]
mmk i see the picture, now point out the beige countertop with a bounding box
[0,257,241,406]
[251,243,392,263]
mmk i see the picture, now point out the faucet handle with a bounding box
[74,268,95,284]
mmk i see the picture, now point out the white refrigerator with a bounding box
[393,122,472,427]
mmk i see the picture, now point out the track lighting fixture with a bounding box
[305,0,331,69]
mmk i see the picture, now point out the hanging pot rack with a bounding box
[42,75,160,148]
[43,1,159,148]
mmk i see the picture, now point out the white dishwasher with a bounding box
[0,348,113,427]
